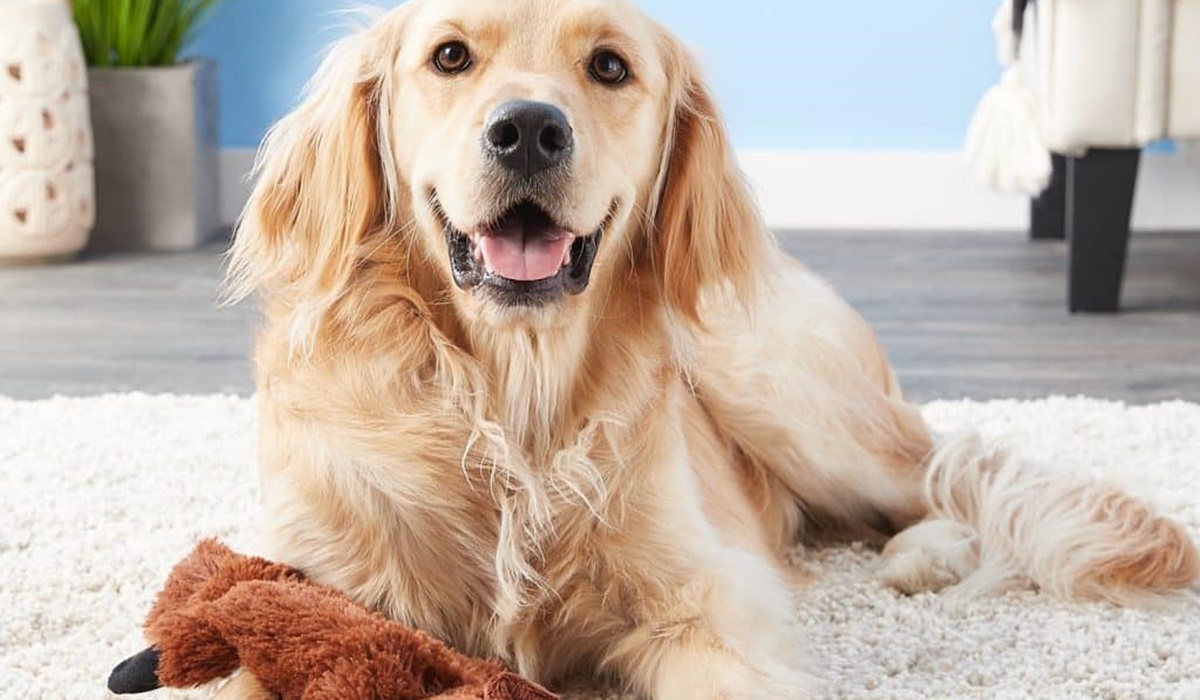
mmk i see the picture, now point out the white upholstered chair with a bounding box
[967,0,1200,312]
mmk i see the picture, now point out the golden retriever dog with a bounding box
[222,0,1200,697]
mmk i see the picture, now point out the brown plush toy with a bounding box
[107,539,558,700]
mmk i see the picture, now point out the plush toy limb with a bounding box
[479,672,559,700]
[109,540,308,694]
[205,580,509,700]
[106,646,164,694]
[110,540,561,700]
[301,657,433,700]
[109,600,247,692]
[302,665,558,700]
[147,606,245,688]
[145,539,305,625]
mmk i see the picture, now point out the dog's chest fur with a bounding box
[257,313,679,673]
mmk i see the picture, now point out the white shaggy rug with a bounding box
[2,394,1198,700]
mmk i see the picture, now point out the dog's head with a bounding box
[228,0,768,337]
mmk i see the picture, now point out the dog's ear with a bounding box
[223,12,406,346]
[652,36,773,326]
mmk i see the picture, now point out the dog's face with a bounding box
[390,0,671,322]
[230,0,766,339]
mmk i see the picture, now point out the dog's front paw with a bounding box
[652,648,816,700]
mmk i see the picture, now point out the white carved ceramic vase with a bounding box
[0,0,95,262]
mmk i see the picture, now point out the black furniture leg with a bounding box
[1031,153,1067,240]
[1065,148,1141,313]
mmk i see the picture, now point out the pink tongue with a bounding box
[478,221,573,282]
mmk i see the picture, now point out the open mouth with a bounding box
[436,196,606,306]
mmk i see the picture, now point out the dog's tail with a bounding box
[917,430,1198,606]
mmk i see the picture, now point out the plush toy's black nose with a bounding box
[107,646,162,695]
[483,100,573,177]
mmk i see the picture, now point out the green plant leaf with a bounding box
[131,0,159,66]
[113,0,135,67]
[68,0,226,67]
[145,0,181,66]
[94,0,114,66]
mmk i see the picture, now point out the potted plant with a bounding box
[69,0,224,252]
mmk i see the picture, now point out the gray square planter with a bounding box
[86,59,220,253]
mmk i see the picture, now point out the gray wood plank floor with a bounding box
[1,231,1197,404]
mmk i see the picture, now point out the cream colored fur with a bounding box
[223,1,1200,698]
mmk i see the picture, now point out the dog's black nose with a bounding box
[483,100,572,176]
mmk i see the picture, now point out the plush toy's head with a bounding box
[107,539,558,700]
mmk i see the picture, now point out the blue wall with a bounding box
[191,1,1003,151]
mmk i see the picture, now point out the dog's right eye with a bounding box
[432,42,472,74]
[588,50,629,86]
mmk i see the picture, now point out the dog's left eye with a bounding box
[588,50,629,85]
[432,41,472,74]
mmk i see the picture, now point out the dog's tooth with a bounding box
[562,238,574,267]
